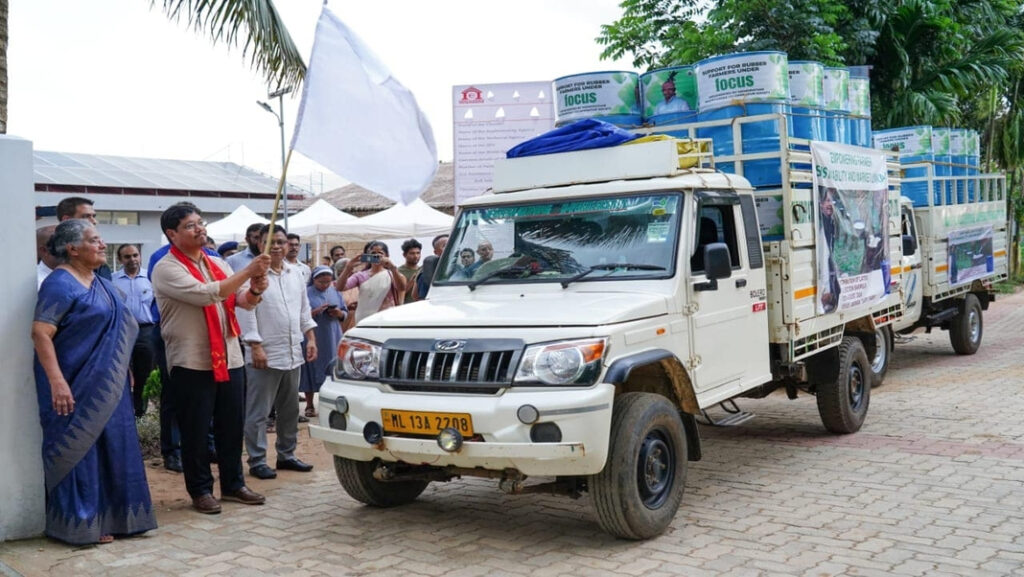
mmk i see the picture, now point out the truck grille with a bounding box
[379,338,525,393]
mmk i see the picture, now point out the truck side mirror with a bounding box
[902,234,917,256]
[695,243,732,291]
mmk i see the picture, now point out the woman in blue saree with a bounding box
[300,266,346,417]
[31,220,157,545]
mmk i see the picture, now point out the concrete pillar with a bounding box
[0,135,44,541]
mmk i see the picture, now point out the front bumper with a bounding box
[309,380,615,476]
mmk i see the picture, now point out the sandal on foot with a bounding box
[304,407,317,418]
[98,535,115,544]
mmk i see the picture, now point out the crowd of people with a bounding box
[31,195,450,545]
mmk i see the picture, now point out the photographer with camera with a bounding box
[336,241,407,325]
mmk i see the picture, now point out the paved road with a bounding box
[3,291,1024,576]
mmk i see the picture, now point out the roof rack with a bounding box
[491,138,714,194]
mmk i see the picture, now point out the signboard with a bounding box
[812,142,890,314]
[553,72,640,124]
[452,82,555,208]
[695,52,788,110]
[822,68,850,112]
[788,61,824,107]
[948,226,994,285]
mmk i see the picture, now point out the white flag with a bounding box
[291,6,438,205]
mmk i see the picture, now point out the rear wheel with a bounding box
[868,326,892,388]
[949,294,983,355]
[589,393,687,540]
[333,457,429,507]
[816,336,871,434]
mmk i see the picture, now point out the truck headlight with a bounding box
[514,338,607,386]
[337,338,381,380]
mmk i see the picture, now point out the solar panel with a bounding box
[33,150,308,196]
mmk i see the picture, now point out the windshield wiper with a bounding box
[560,263,667,288]
[466,264,534,291]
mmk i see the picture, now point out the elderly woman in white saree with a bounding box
[337,241,407,325]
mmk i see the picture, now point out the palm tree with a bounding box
[0,1,305,136]
[868,0,1024,129]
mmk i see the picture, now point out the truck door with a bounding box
[899,204,924,328]
[688,195,771,394]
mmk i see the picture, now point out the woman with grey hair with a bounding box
[31,219,157,545]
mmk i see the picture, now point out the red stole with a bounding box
[169,245,240,382]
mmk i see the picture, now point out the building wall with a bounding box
[34,189,280,267]
[0,136,46,542]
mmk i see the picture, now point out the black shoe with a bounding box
[221,486,265,505]
[249,464,277,479]
[276,458,313,472]
[164,454,183,473]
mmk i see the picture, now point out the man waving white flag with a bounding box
[291,5,438,205]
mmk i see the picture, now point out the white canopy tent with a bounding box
[204,205,269,243]
[286,199,357,237]
[329,199,453,241]
[287,199,358,262]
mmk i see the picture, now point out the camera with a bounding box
[360,254,382,264]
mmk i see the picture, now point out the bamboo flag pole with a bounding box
[264,148,295,255]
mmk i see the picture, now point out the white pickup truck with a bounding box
[310,132,907,539]
[881,167,1008,363]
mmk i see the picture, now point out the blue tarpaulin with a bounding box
[506,118,640,158]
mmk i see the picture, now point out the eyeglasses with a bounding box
[180,220,208,232]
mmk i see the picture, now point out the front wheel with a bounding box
[949,294,983,355]
[816,336,871,434]
[589,393,687,540]
[868,326,892,388]
[333,457,429,507]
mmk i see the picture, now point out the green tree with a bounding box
[869,0,1024,129]
[597,0,884,69]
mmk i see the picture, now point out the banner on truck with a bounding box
[948,226,994,285]
[812,142,890,314]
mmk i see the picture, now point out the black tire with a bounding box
[816,336,871,434]
[333,457,428,507]
[868,326,892,388]
[589,393,687,540]
[949,294,983,355]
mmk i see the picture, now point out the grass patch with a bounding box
[994,274,1024,294]
[135,407,161,460]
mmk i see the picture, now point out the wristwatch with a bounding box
[249,287,263,297]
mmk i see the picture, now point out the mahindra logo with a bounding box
[434,340,465,352]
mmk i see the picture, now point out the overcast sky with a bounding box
[8,0,631,194]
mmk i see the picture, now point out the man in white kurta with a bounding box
[237,226,318,479]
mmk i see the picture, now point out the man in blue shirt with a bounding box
[113,244,156,417]
[227,223,266,272]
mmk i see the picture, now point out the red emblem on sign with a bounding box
[459,87,484,104]
[752,302,767,312]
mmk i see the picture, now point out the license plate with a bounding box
[380,409,474,436]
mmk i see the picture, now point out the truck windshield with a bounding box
[435,193,682,286]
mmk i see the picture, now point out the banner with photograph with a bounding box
[948,226,994,285]
[812,142,890,314]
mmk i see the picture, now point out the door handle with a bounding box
[735,278,747,288]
